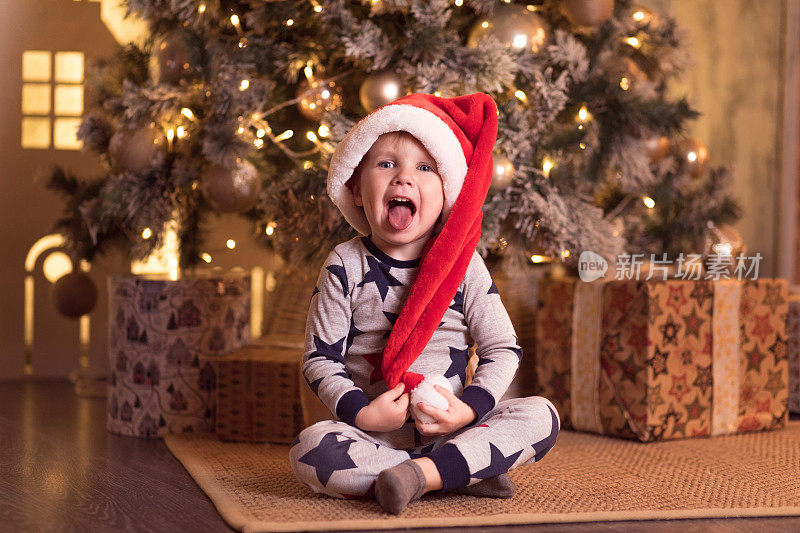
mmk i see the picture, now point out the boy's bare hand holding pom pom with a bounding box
[355,383,410,432]
[415,384,477,437]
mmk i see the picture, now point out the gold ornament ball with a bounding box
[642,135,670,162]
[296,78,344,121]
[149,32,193,85]
[359,70,405,113]
[680,138,709,178]
[563,0,616,27]
[201,158,261,213]
[108,122,167,174]
[467,4,551,53]
[51,271,98,319]
[489,153,515,192]
[703,223,746,272]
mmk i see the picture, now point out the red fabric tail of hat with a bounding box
[381,93,498,389]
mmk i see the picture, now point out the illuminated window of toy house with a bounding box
[21,50,84,150]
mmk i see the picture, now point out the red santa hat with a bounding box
[327,92,499,390]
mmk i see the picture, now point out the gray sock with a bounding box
[374,460,427,514]
[454,473,516,498]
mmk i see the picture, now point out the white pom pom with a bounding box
[410,375,453,424]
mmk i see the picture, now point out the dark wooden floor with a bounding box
[1,381,799,532]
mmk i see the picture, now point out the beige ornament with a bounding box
[201,158,261,213]
[563,0,615,27]
[149,31,193,85]
[359,70,405,113]
[702,223,747,274]
[108,122,167,174]
[467,4,551,53]
[489,153,515,192]
[680,138,709,178]
[642,135,670,162]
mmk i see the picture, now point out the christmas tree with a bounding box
[44,0,741,275]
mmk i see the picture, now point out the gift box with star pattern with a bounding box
[535,276,789,442]
[788,287,800,413]
[214,335,332,443]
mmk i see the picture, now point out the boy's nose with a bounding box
[393,175,414,187]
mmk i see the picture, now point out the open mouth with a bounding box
[386,196,417,230]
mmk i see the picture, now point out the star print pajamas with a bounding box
[290,235,560,498]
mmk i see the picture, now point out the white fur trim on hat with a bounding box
[327,103,468,235]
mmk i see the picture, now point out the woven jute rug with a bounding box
[165,421,800,532]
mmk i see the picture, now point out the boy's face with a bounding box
[353,132,444,255]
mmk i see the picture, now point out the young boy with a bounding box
[290,93,560,514]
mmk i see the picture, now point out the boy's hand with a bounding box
[415,385,477,437]
[354,383,410,432]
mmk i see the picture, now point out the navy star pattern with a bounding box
[346,315,365,354]
[472,443,523,479]
[488,279,499,295]
[357,255,403,301]
[382,311,399,339]
[305,375,324,395]
[450,290,464,314]
[298,432,358,486]
[444,346,470,384]
[308,334,346,365]
[311,286,319,299]
[532,405,560,462]
[326,264,349,297]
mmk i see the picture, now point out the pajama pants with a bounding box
[289,396,560,499]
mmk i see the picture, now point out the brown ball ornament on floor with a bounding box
[51,271,98,319]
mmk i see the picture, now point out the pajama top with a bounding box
[302,234,523,450]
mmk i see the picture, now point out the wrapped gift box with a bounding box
[788,287,800,413]
[107,274,250,438]
[535,276,789,442]
[215,336,332,443]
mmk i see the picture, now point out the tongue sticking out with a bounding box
[388,204,414,230]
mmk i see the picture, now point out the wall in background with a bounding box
[648,0,799,281]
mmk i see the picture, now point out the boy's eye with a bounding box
[378,161,394,168]
[419,164,433,172]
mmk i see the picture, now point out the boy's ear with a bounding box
[353,181,363,207]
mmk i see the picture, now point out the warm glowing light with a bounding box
[314,5,322,12]
[579,142,586,150]
[530,255,550,263]
[230,14,240,26]
[481,21,489,29]
[625,37,641,48]
[275,130,293,141]
[455,0,463,5]
[514,90,527,102]
[198,3,206,13]
[254,138,264,148]
[166,128,175,142]
[687,151,698,162]
[303,160,313,169]
[434,91,441,97]
[176,126,186,138]
[542,158,554,178]
[237,126,244,134]
[42,252,73,283]
[577,104,589,122]
[306,131,318,142]
[226,239,236,249]
[265,225,274,236]
[142,227,152,239]
[201,253,212,263]
[256,128,266,138]
[561,250,570,258]
[643,196,656,209]
[633,10,645,21]
[239,79,249,90]
[620,77,630,90]
[181,107,194,119]
[304,65,313,79]
[286,19,294,26]
[318,124,330,137]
